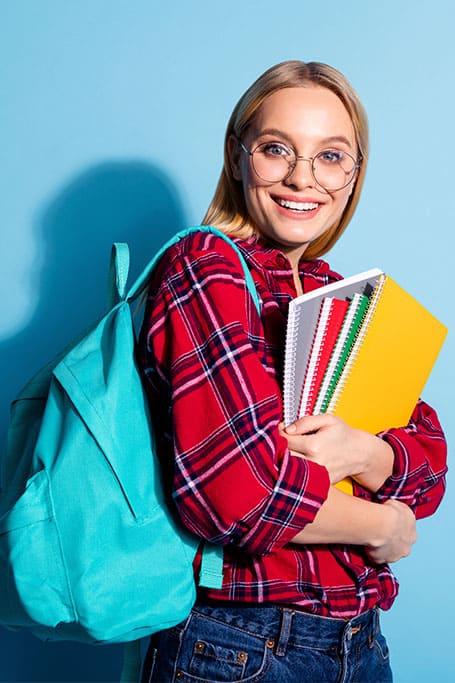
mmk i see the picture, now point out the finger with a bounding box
[283,434,304,452]
[285,413,333,435]
[278,421,287,436]
[284,434,314,456]
[289,449,307,459]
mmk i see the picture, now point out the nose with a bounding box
[284,156,316,189]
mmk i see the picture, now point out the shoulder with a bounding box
[145,229,256,302]
[150,228,268,291]
[161,229,249,273]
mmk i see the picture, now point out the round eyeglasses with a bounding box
[239,140,361,192]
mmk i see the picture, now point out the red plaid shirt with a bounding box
[138,230,447,618]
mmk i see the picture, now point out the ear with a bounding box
[227,135,242,181]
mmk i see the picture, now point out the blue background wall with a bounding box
[1,1,453,680]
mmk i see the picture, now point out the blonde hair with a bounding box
[202,60,368,260]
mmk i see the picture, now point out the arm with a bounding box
[138,234,331,557]
[291,485,416,564]
[281,418,416,561]
[374,399,447,519]
[283,414,395,492]
[283,402,448,519]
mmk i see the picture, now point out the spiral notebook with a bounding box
[312,292,370,416]
[298,296,349,418]
[284,270,448,495]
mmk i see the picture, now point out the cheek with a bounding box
[242,174,267,212]
[332,188,353,218]
[243,188,264,225]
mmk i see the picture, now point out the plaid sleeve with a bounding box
[374,399,447,519]
[141,236,330,556]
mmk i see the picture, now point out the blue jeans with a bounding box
[141,602,392,682]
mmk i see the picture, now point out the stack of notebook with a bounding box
[283,269,448,494]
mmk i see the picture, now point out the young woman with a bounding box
[138,61,447,683]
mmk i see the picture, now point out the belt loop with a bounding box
[367,608,379,647]
[373,607,380,637]
[275,608,293,657]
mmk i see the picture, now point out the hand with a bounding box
[281,414,394,492]
[291,485,417,562]
[366,499,417,564]
[281,414,368,484]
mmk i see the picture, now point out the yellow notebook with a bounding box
[327,274,448,434]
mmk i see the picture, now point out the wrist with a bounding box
[353,428,372,475]
[353,434,395,493]
[365,501,395,549]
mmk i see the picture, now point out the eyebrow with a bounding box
[255,128,354,149]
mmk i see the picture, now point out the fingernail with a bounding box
[286,424,297,433]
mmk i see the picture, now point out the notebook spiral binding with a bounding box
[283,305,301,426]
[305,330,330,415]
[327,275,386,414]
[299,301,333,418]
[314,293,369,415]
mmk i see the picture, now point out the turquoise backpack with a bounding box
[0,227,261,650]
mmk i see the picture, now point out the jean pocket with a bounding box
[372,631,390,663]
[177,612,274,682]
[190,639,248,681]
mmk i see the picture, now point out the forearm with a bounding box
[291,484,416,564]
[374,401,447,517]
[352,432,394,493]
[291,486,386,546]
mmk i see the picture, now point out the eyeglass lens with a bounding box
[251,143,357,191]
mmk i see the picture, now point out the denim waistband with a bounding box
[193,601,380,652]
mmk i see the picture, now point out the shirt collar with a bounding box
[231,234,333,277]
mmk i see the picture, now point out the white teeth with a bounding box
[276,198,319,211]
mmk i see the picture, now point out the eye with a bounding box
[257,142,293,158]
[318,149,348,164]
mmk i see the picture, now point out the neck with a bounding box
[292,266,304,296]
[280,242,309,270]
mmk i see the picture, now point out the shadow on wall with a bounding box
[0,160,187,682]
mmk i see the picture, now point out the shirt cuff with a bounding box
[374,430,425,505]
[240,450,331,555]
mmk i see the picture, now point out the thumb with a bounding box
[285,413,331,435]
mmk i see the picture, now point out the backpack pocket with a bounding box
[0,468,75,634]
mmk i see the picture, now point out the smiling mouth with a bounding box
[273,197,320,212]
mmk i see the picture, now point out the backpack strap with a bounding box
[108,242,130,306]
[125,225,262,315]
[199,543,224,589]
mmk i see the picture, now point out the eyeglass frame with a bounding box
[237,138,362,192]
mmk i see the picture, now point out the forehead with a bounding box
[250,86,356,147]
